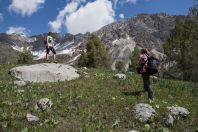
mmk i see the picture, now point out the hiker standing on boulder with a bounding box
[139,48,154,103]
[44,32,57,63]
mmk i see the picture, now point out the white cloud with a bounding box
[6,26,30,36]
[48,0,83,32]
[0,13,3,22]
[49,0,115,34]
[119,13,124,19]
[65,0,115,34]
[112,0,137,8]
[126,0,137,4]
[8,0,45,17]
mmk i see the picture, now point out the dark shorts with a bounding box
[46,46,56,54]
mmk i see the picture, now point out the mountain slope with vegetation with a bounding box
[0,64,197,131]
[163,1,198,82]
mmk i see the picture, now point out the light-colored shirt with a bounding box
[47,36,53,47]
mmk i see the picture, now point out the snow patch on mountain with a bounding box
[32,41,78,60]
[11,45,24,52]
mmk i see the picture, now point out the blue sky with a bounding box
[0,0,194,36]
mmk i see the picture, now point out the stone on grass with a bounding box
[10,63,79,83]
[150,76,158,81]
[128,130,138,132]
[26,113,39,122]
[165,106,189,125]
[83,72,90,78]
[34,98,53,111]
[133,103,156,122]
[81,67,87,70]
[14,81,26,87]
[167,106,190,119]
[165,114,174,125]
[114,73,126,80]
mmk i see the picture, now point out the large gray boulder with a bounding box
[133,103,156,122]
[9,63,79,83]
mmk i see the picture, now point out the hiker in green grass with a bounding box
[139,48,154,103]
[44,32,57,63]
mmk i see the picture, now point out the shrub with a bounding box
[115,61,125,71]
[18,47,33,64]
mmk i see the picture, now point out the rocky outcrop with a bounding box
[9,63,80,83]
[96,13,177,69]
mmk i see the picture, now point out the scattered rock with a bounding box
[150,76,158,81]
[34,98,53,111]
[133,103,156,122]
[26,113,39,122]
[14,81,26,87]
[9,63,79,83]
[165,114,174,125]
[114,73,126,80]
[164,106,189,125]
[167,106,190,119]
[128,130,138,132]
[81,67,87,70]
[82,72,90,78]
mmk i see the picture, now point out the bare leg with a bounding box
[46,54,50,62]
[53,54,56,62]
[45,53,48,61]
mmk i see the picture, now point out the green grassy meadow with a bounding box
[0,64,198,132]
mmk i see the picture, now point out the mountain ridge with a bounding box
[0,13,185,68]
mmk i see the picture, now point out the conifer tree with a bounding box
[77,34,110,68]
[77,51,87,67]
[129,46,140,72]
